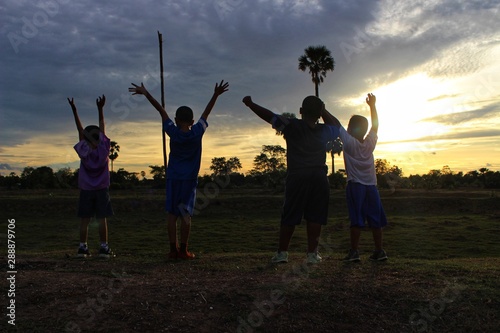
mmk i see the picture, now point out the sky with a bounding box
[1,0,499,178]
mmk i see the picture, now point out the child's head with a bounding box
[300,96,323,121]
[175,106,194,126]
[83,125,100,147]
[347,115,368,141]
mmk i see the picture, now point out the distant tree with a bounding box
[226,157,242,174]
[210,157,226,176]
[440,165,456,189]
[55,167,75,188]
[375,159,403,190]
[423,169,441,190]
[298,45,335,97]
[20,166,56,189]
[275,112,297,136]
[328,170,346,189]
[109,141,120,172]
[408,174,423,189]
[210,157,242,176]
[110,168,139,189]
[2,172,21,189]
[250,145,287,188]
[375,159,390,175]
[252,145,286,174]
[478,168,489,188]
[487,171,500,188]
[463,170,480,187]
[149,164,166,188]
[326,138,343,174]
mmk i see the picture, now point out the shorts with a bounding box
[78,188,114,218]
[346,182,387,228]
[281,169,330,226]
[166,179,197,217]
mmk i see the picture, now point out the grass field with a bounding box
[1,187,499,332]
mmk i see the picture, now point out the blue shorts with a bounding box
[78,188,113,218]
[166,179,197,217]
[346,182,387,228]
[281,168,330,226]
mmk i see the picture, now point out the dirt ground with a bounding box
[2,189,499,332]
[6,253,499,333]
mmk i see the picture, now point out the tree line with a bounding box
[1,145,499,190]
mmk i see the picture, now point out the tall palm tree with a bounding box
[298,45,335,97]
[109,141,120,172]
[326,138,343,175]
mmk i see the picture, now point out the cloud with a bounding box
[0,163,14,170]
[422,103,500,125]
[1,0,499,175]
[385,128,500,144]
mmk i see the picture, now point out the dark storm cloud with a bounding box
[1,0,499,169]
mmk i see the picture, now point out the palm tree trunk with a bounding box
[314,73,319,97]
[331,151,335,175]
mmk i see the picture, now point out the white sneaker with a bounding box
[271,251,289,263]
[306,252,322,264]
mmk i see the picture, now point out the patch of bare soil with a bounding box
[4,255,499,333]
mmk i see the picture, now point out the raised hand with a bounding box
[242,96,253,106]
[96,95,106,109]
[366,93,376,107]
[128,82,147,95]
[67,97,77,112]
[214,80,229,96]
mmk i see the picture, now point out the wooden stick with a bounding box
[158,31,167,176]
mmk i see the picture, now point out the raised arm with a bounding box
[322,108,341,128]
[129,82,169,122]
[242,96,275,124]
[68,98,84,141]
[201,80,229,120]
[366,93,378,134]
[96,94,106,134]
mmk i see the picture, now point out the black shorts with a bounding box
[77,188,114,218]
[281,168,330,225]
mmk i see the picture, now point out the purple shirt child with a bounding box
[74,132,111,190]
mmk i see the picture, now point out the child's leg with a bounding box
[306,222,321,253]
[98,218,108,244]
[79,218,91,243]
[180,214,191,245]
[179,214,192,252]
[371,227,383,251]
[350,226,362,251]
[278,224,295,252]
[167,213,178,251]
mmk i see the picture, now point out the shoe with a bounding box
[342,249,360,262]
[369,250,388,261]
[178,250,195,260]
[271,251,288,263]
[77,247,91,258]
[98,246,115,259]
[307,252,322,264]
